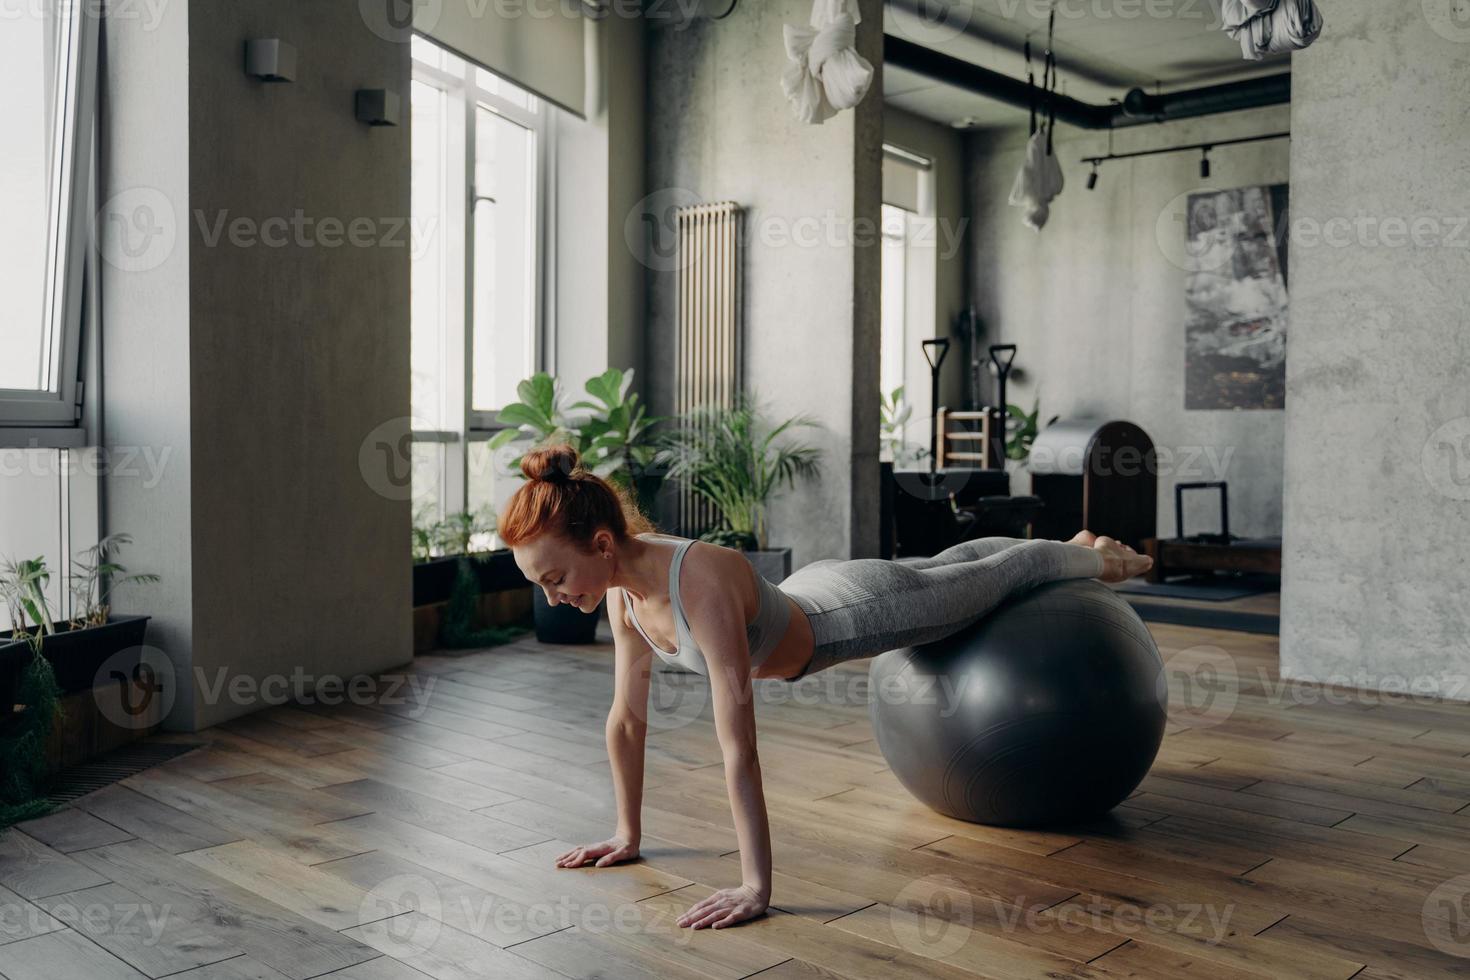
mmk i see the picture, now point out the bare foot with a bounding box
[1068,530,1098,547]
[1090,534,1153,583]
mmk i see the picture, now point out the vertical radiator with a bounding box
[674,202,743,535]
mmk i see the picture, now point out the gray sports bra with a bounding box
[621,534,791,675]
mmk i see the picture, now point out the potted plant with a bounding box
[0,535,157,707]
[410,504,524,607]
[655,395,824,583]
[0,628,63,827]
[488,368,669,645]
[880,385,931,469]
[1003,397,1059,497]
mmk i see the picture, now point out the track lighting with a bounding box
[1200,148,1212,179]
[1086,164,1099,190]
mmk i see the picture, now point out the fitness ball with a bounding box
[868,579,1166,827]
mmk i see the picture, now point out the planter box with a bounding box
[745,547,792,584]
[0,616,152,713]
[413,549,527,607]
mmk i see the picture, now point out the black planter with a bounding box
[413,549,527,606]
[0,615,152,711]
[531,589,604,644]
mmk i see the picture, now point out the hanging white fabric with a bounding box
[1222,0,1324,60]
[1008,125,1065,232]
[781,0,875,125]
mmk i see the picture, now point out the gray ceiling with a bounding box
[882,0,1292,130]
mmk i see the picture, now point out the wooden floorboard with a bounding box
[2,618,1468,979]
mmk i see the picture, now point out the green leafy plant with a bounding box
[569,368,668,495]
[0,633,63,828]
[1005,398,1059,461]
[655,396,825,552]
[1,557,55,637]
[488,369,667,499]
[68,534,160,629]
[437,557,530,650]
[879,385,930,468]
[412,505,440,562]
[486,372,589,470]
[412,505,498,561]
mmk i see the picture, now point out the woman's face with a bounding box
[515,532,614,612]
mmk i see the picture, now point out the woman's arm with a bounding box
[605,587,653,841]
[676,567,773,928]
[555,588,650,869]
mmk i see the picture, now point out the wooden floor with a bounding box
[2,617,1469,979]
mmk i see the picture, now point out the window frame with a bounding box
[0,4,100,436]
[409,38,555,521]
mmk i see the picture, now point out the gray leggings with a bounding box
[779,537,1105,679]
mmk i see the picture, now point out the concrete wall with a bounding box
[965,107,1291,538]
[103,0,413,730]
[645,0,883,564]
[99,2,197,726]
[1281,1,1470,699]
[554,12,646,389]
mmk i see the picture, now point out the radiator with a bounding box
[675,201,743,536]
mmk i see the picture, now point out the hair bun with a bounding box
[522,443,580,484]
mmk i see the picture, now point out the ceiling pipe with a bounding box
[884,34,1291,130]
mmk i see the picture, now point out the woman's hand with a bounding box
[554,835,640,869]
[676,883,770,929]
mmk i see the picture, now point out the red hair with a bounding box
[497,443,656,550]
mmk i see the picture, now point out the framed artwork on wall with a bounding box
[1183,183,1289,410]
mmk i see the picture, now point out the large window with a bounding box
[410,37,550,528]
[880,144,937,468]
[1,2,101,617]
[0,1,98,430]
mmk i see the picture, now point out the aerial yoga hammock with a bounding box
[1007,9,1063,232]
[1222,0,1325,61]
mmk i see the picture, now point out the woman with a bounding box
[500,444,1152,931]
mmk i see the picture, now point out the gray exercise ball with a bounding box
[868,579,1167,828]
